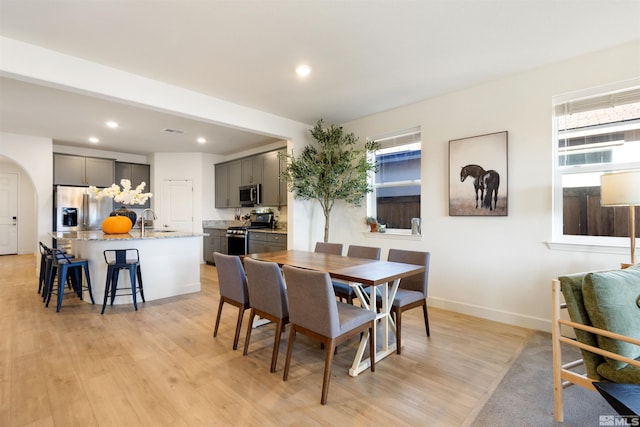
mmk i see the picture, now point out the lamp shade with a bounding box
[600,170,640,206]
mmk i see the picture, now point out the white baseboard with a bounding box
[428,296,551,333]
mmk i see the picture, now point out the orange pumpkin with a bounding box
[102,215,133,234]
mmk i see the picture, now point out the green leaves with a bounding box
[279,119,379,241]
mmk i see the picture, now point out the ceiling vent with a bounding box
[162,128,185,134]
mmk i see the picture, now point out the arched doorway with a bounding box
[0,155,38,255]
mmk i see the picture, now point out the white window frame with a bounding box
[551,78,640,251]
[367,126,422,233]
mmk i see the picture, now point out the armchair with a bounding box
[552,265,640,422]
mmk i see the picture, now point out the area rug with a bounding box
[472,331,615,427]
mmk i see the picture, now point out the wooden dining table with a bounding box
[245,249,426,376]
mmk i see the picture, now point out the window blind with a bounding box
[554,87,640,116]
[371,126,421,149]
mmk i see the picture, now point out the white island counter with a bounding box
[50,230,205,306]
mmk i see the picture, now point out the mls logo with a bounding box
[600,415,640,426]
[600,415,615,426]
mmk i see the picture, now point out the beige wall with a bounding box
[336,40,640,331]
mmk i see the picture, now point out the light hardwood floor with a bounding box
[1,254,533,426]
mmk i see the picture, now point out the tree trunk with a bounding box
[323,208,330,242]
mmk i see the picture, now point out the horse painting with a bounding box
[460,164,487,208]
[481,170,500,210]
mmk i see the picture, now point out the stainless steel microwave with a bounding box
[239,184,261,206]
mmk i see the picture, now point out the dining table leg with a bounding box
[349,278,401,377]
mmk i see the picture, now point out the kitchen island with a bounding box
[50,230,205,306]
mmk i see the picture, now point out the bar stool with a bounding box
[38,242,74,297]
[102,249,145,314]
[38,241,51,295]
[45,248,95,312]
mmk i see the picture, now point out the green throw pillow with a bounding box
[582,269,640,369]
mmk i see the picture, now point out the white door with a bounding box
[161,179,193,231]
[0,173,18,255]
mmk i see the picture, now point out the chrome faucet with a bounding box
[141,209,157,234]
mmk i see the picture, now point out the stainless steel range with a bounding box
[226,211,274,256]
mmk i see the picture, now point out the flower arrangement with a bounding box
[89,179,153,205]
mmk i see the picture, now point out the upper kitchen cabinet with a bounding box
[215,160,241,208]
[261,150,287,206]
[115,162,151,208]
[241,156,262,186]
[54,153,114,187]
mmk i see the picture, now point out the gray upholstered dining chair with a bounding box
[332,245,381,304]
[213,252,250,350]
[282,265,376,405]
[242,257,289,372]
[385,249,431,354]
[314,241,343,255]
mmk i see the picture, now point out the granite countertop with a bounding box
[202,225,229,230]
[247,229,287,235]
[202,220,287,233]
[51,230,206,241]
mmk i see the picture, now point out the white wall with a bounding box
[0,132,53,259]
[150,151,204,229]
[336,40,640,331]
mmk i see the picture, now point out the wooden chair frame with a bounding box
[551,279,640,422]
[214,296,250,351]
[243,306,289,373]
[283,319,375,405]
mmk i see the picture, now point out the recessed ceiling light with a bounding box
[296,64,312,77]
[197,137,207,144]
[89,137,99,143]
[106,121,119,128]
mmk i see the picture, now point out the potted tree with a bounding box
[280,119,379,242]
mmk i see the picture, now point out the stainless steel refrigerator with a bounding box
[54,185,113,232]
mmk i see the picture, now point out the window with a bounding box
[553,82,640,243]
[368,127,421,230]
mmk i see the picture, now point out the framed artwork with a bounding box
[449,131,508,216]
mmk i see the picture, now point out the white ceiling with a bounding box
[1,0,639,156]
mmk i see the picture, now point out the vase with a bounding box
[110,206,137,227]
[369,223,377,232]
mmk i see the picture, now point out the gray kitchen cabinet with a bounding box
[215,148,286,208]
[203,230,215,264]
[241,156,262,186]
[261,150,287,206]
[248,231,286,254]
[267,232,286,251]
[215,160,241,208]
[115,162,151,208]
[203,228,228,264]
[54,153,114,187]
[248,231,267,254]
